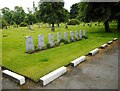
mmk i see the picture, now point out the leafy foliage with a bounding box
[12,6,26,27]
[70,3,79,19]
[19,22,28,27]
[67,19,80,25]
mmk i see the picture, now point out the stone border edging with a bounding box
[71,56,86,67]
[2,70,25,85]
[40,66,67,86]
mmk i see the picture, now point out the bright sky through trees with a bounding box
[0,0,80,12]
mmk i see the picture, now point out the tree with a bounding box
[25,8,36,30]
[12,6,26,27]
[70,3,79,19]
[78,2,120,32]
[1,7,13,27]
[63,9,69,28]
[34,10,41,28]
[38,0,65,31]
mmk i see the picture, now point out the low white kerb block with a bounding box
[40,66,67,86]
[101,44,107,48]
[113,38,118,41]
[2,70,25,85]
[89,48,99,55]
[108,40,113,44]
[71,56,86,67]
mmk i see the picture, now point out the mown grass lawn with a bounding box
[2,22,119,81]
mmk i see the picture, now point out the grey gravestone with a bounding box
[57,32,61,44]
[75,31,79,40]
[38,34,44,49]
[30,25,33,30]
[70,31,74,41]
[48,33,54,47]
[79,30,82,39]
[38,23,40,28]
[64,32,68,40]
[83,30,87,37]
[26,36,34,52]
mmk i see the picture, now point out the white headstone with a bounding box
[64,32,68,40]
[70,31,74,41]
[83,30,87,37]
[75,31,79,40]
[38,34,44,49]
[48,34,54,47]
[26,36,34,52]
[57,32,61,44]
[79,30,82,39]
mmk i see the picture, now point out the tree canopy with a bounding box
[38,0,69,31]
[77,2,120,32]
[70,3,79,19]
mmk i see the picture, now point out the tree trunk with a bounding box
[51,23,55,31]
[117,19,120,32]
[65,23,68,29]
[38,23,40,28]
[57,23,60,28]
[17,25,18,28]
[104,20,111,33]
[48,24,51,28]
[89,21,92,27]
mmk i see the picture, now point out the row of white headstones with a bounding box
[26,30,87,52]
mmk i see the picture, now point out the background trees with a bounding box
[1,7,13,27]
[1,1,119,32]
[77,2,120,32]
[12,6,26,27]
[38,0,69,31]
[70,3,79,19]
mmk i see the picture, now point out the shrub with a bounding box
[2,19,8,29]
[83,36,88,39]
[3,34,8,37]
[60,38,65,43]
[63,40,70,44]
[46,43,51,49]
[60,38,70,44]
[67,19,80,25]
[20,22,28,27]
[34,46,39,51]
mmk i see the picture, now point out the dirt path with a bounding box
[1,40,119,89]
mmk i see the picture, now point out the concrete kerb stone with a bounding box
[101,43,108,48]
[89,48,99,56]
[2,70,25,85]
[108,40,113,44]
[71,56,86,67]
[113,38,118,41]
[40,66,67,86]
